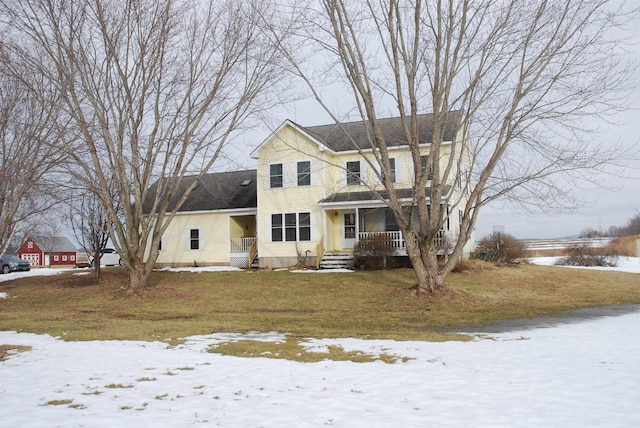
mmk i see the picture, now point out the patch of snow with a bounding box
[2,259,640,426]
[0,268,68,283]
[162,266,243,273]
[291,268,354,273]
[529,256,640,274]
[2,309,640,426]
[0,292,8,299]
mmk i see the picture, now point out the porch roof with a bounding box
[319,186,452,206]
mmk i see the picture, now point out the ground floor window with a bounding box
[272,212,311,242]
[190,229,200,250]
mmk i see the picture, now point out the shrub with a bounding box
[473,232,525,263]
[352,234,397,270]
[451,258,494,273]
[556,244,618,267]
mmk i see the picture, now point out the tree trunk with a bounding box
[126,260,151,291]
[405,235,446,294]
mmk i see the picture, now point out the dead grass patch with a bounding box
[0,265,638,346]
[0,344,32,361]
[209,338,408,364]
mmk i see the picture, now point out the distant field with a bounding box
[0,264,639,343]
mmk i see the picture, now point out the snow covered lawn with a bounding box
[1,260,639,427]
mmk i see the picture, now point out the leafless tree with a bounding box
[0,0,285,290]
[279,0,638,293]
[67,190,114,278]
[0,69,62,257]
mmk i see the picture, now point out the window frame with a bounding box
[420,155,434,180]
[346,161,361,186]
[285,213,297,242]
[189,228,200,250]
[271,214,283,242]
[270,163,283,188]
[298,212,311,241]
[297,161,311,186]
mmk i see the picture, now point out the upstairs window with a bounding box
[297,161,311,186]
[346,161,361,185]
[389,158,396,183]
[270,163,283,188]
[420,155,434,180]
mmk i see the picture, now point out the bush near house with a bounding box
[473,232,526,264]
[352,234,397,270]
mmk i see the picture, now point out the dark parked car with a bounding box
[0,254,31,274]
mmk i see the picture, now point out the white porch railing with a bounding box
[230,237,256,253]
[357,230,446,252]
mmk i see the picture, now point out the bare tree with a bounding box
[279,0,638,293]
[0,69,62,257]
[0,0,285,290]
[67,190,113,278]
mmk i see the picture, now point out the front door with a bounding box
[342,211,356,249]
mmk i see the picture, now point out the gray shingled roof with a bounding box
[319,186,452,204]
[299,111,462,152]
[31,235,77,252]
[143,170,257,214]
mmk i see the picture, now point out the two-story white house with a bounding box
[148,112,474,269]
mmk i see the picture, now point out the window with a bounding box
[271,212,312,242]
[70,255,75,261]
[421,155,434,180]
[270,163,283,188]
[346,161,361,185]
[297,161,311,186]
[54,255,59,261]
[344,213,356,239]
[389,158,396,183]
[62,255,67,262]
[299,212,311,241]
[190,229,200,250]
[272,214,283,242]
[285,213,297,241]
[158,238,163,251]
[385,209,400,231]
[27,241,33,249]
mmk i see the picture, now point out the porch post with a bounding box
[355,208,360,244]
[322,207,327,250]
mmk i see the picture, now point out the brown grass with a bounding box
[0,265,639,344]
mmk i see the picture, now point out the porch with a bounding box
[322,206,449,256]
[228,213,257,268]
[229,237,257,268]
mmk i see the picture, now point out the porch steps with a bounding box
[319,253,353,270]
[250,258,259,269]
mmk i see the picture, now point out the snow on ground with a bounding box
[529,255,640,274]
[1,260,639,427]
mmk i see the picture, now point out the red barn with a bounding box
[18,236,78,267]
